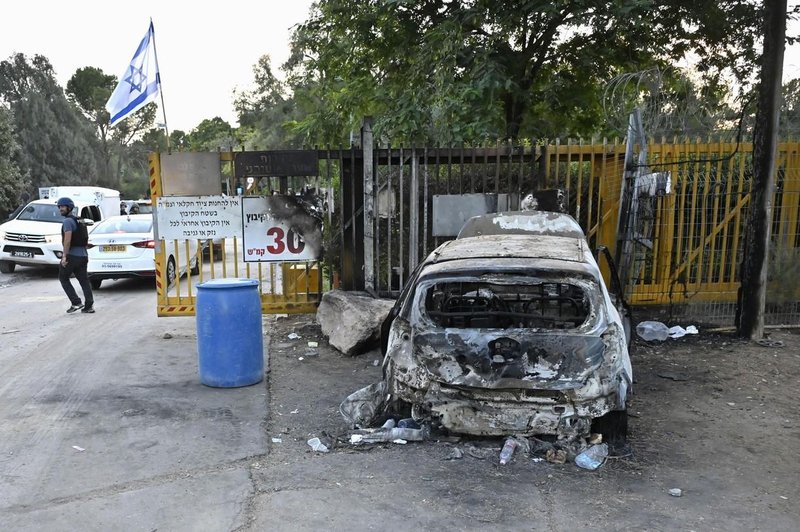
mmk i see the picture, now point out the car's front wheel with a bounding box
[0,260,15,273]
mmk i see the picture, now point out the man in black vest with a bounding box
[57,197,94,313]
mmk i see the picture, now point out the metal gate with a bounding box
[358,135,800,324]
[148,150,335,316]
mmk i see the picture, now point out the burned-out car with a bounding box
[346,211,632,443]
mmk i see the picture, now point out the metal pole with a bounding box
[149,19,170,152]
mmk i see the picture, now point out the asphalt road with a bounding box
[0,267,269,531]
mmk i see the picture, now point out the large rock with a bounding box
[316,290,395,356]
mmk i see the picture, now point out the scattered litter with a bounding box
[529,437,555,456]
[271,437,282,443]
[445,447,464,460]
[381,419,396,429]
[636,321,670,341]
[546,448,567,464]
[668,488,683,497]
[351,426,429,444]
[372,359,380,367]
[162,332,173,340]
[657,371,689,382]
[727,402,736,406]
[532,457,544,463]
[350,434,364,444]
[1,329,21,335]
[339,381,388,428]
[575,443,608,470]
[668,325,687,338]
[288,333,300,340]
[72,445,85,452]
[499,437,518,465]
[465,445,495,460]
[588,433,603,445]
[307,341,318,348]
[397,418,420,429]
[392,439,407,445]
[298,357,304,361]
[756,339,784,348]
[780,495,788,500]
[290,409,299,414]
[307,437,329,453]
[637,321,699,341]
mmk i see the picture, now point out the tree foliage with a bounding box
[284,0,762,144]
[0,54,104,188]
[0,106,29,217]
[234,55,303,149]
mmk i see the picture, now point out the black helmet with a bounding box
[56,197,75,210]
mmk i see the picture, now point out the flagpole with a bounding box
[150,19,171,152]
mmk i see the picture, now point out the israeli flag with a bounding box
[105,21,161,127]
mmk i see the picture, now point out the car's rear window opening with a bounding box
[424,280,591,329]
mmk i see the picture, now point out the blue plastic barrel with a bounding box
[196,278,264,387]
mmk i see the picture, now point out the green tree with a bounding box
[0,53,103,187]
[0,106,29,218]
[286,0,761,144]
[186,117,237,151]
[235,55,303,149]
[66,65,158,187]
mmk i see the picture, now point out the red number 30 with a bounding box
[266,227,305,254]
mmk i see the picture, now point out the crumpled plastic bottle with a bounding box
[499,437,517,465]
[575,443,608,470]
[636,321,670,342]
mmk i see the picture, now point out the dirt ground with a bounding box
[248,314,800,531]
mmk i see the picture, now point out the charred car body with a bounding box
[357,211,632,442]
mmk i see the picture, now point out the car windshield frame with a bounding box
[16,203,69,223]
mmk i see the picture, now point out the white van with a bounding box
[0,186,121,273]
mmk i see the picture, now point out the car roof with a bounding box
[457,210,585,239]
[429,234,588,264]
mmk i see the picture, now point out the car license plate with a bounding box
[11,250,34,258]
[101,245,126,252]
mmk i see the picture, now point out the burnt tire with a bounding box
[0,260,15,273]
[90,278,102,290]
[591,409,628,448]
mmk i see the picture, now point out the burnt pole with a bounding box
[738,0,786,339]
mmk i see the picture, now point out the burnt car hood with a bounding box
[412,329,606,391]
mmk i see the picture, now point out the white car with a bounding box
[87,214,199,289]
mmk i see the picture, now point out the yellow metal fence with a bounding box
[148,152,323,317]
[544,139,800,314]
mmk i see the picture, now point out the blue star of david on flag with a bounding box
[106,21,161,127]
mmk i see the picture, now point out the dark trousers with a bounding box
[59,255,93,308]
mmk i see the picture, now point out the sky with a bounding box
[0,0,316,132]
[2,1,800,134]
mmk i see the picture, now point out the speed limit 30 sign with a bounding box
[242,196,322,262]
